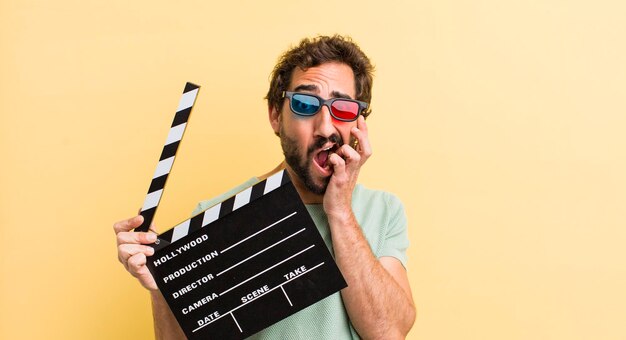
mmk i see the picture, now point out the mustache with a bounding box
[307,134,343,155]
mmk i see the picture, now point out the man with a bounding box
[114,35,416,339]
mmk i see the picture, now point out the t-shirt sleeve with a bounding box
[191,201,208,216]
[378,193,410,268]
[191,177,260,216]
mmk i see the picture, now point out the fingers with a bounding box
[113,215,144,234]
[128,254,158,290]
[351,116,372,161]
[127,252,148,275]
[115,215,157,270]
[328,152,347,177]
[114,214,159,291]
[334,144,361,171]
[356,115,369,134]
[118,243,155,269]
[116,229,158,246]
[330,145,362,178]
[327,115,372,189]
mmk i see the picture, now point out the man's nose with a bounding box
[314,105,337,138]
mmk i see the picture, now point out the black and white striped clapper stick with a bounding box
[135,82,200,233]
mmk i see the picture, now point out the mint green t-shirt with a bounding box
[192,178,409,339]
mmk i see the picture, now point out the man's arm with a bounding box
[151,291,186,339]
[328,212,416,339]
[114,215,186,339]
[324,116,416,339]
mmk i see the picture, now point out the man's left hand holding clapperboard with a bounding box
[132,83,347,340]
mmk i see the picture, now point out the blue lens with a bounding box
[291,94,320,115]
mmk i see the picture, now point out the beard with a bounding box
[279,123,343,196]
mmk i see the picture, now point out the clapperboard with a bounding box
[134,83,347,339]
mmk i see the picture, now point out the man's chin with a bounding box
[291,168,325,196]
[303,175,329,196]
[283,154,330,196]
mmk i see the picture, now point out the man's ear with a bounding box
[269,105,280,136]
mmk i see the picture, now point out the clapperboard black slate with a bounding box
[135,83,347,339]
[148,170,347,339]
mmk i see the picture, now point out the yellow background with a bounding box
[1,0,625,339]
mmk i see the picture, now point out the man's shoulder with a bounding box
[353,183,405,212]
[352,183,409,267]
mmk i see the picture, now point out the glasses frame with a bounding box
[282,91,369,122]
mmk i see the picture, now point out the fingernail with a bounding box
[147,247,155,255]
[147,233,157,242]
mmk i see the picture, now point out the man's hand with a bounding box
[323,115,416,338]
[113,215,158,291]
[324,115,372,219]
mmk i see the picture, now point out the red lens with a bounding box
[331,100,359,121]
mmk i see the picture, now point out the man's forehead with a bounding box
[289,62,356,98]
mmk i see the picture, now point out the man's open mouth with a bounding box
[314,144,339,169]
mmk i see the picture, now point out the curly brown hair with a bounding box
[266,35,374,118]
